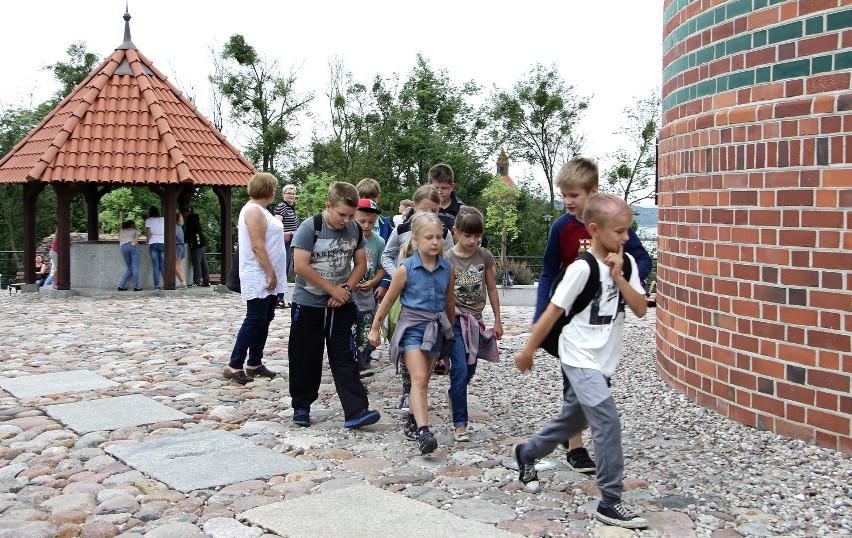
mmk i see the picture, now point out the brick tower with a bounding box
[658,0,851,453]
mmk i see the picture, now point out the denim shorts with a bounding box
[400,323,442,358]
[176,244,186,259]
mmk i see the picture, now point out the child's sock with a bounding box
[418,426,431,435]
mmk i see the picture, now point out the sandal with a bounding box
[453,428,470,442]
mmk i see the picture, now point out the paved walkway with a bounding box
[0,291,849,537]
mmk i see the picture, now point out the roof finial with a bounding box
[118,2,138,50]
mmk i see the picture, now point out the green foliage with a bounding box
[489,64,588,212]
[482,176,519,264]
[603,90,660,206]
[98,188,146,234]
[43,41,100,103]
[212,34,313,175]
[295,172,337,218]
[503,180,552,259]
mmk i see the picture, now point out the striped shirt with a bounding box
[273,201,299,234]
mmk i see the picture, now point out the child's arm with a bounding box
[515,303,564,372]
[606,246,647,318]
[332,247,367,307]
[367,266,407,347]
[534,222,563,321]
[359,266,386,290]
[381,229,401,277]
[444,267,455,322]
[483,265,503,340]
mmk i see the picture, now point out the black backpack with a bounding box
[540,250,632,357]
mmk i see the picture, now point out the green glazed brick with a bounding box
[715,6,726,23]
[836,51,852,70]
[697,11,715,31]
[727,35,752,54]
[769,0,784,4]
[753,0,768,8]
[773,59,810,80]
[716,43,726,57]
[812,55,833,74]
[806,16,824,35]
[727,0,753,18]
[827,9,852,31]
[697,46,715,64]
[688,18,697,35]
[717,76,729,92]
[769,21,803,44]
[729,70,756,89]
[756,66,771,83]
[697,79,716,98]
[753,30,767,47]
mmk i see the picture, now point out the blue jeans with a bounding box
[448,318,477,427]
[119,243,139,288]
[149,243,165,287]
[229,295,277,369]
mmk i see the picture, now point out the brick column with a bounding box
[658,0,851,453]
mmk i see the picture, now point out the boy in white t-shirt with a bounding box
[512,193,649,530]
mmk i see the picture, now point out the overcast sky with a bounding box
[1,1,663,193]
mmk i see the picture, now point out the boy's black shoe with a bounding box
[566,447,597,474]
[594,502,648,529]
[344,409,380,429]
[292,408,310,427]
[418,430,438,455]
[512,444,540,493]
[222,367,252,385]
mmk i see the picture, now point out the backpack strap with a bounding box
[565,251,600,324]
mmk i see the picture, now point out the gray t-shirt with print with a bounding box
[291,215,365,308]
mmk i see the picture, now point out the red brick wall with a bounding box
[659,0,852,454]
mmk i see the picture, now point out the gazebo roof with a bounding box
[0,12,255,186]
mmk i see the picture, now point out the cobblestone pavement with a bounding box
[0,291,849,537]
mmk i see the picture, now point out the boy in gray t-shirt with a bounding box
[288,182,381,430]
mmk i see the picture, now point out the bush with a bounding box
[496,259,535,286]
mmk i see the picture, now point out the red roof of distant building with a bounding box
[500,175,517,189]
[0,33,254,186]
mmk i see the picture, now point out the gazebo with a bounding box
[0,10,255,291]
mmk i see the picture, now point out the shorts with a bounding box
[400,322,443,358]
[176,244,186,259]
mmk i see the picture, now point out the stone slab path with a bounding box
[0,370,117,398]
[43,394,190,434]
[106,430,310,493]
[242,483,518,537]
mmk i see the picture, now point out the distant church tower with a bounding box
[496,148,509,176]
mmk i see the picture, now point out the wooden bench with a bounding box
[8,271,25,294]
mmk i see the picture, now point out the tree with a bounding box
[603,90,661,206]
[211,34,313,175]
[482,176,519,269]
[489,64,588,212]
[44,41,100,104]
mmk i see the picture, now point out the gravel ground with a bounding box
[0,292,849,537]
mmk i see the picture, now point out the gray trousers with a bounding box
[524,363,624,503]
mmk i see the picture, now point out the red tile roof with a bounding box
[0,47,255,186]
[500,175,517,189]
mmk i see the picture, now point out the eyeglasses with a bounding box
[284,191,296,195]
[433,186,451,192]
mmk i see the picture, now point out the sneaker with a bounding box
[512,444,540,493]
[403,415,418,441]
[566,447,597,474]
[418,430,438,455]
[594,502,648,529]
[293,408,310,427]
[398,393,410,412]
[344,409,381,429]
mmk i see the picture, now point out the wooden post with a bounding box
[22,182,45,284]
[54,182,73,290]
[163,184,177,289]
[213,186,233,284]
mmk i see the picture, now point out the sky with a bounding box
[1,1,663,197]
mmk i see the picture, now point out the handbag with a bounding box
[226,248,240,292]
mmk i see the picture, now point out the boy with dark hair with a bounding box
[427,163,465,232]
[514,193,649,530]
[288,182,381,429]
[535,157,652,474]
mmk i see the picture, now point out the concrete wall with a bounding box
[70,241,190,290]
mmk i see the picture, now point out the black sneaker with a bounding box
[403,415,418,441]
[512,444,540,493]
[344,409,381,429]
[398,393,410,412]
[293,408,310,427]
[418,430,438,455]
[594,502,648,529]
[566,447,597,474]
